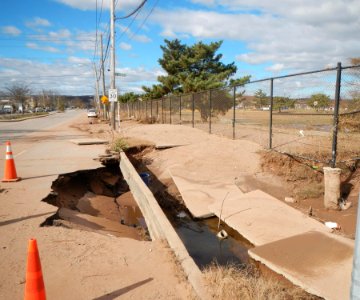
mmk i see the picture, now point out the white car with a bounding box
[87,109,97,118]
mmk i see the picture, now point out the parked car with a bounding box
[87,109,97,118]
[35,107,44,113]
[3,105,13,114]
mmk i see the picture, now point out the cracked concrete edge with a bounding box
[248,231,355,300]
[248,249,323,299]
[119,152,211,300]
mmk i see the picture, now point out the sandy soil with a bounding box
[0,113,195,300]
[109,119,358,239]
[66,116,357,299]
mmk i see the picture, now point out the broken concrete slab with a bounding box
[249,231,354,300]
[169,169,243,218]
[208,189,331,246]
[70,138,108,145]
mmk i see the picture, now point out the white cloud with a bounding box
[151,3,360,72]
[266,63,284,72]
[0,57,95,95]
[49,29,72,39]
[117,25,152,43]
[26,17,51,28]
[68,56,91,64]
[55,0,147,11]
[26,43,60,53]
[26,29,96,53]
[190,0,217,7]
[0,57,163,95]
[1,26,21,36]
[119,42,132,51]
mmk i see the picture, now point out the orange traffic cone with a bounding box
[2,141,20,182]
[24,239,46,300]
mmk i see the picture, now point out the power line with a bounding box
[128,0,159,42]
[93,0,99,62]
[116,0,147,20]
[0,38,96,42]
[116,5,143,43]
[0,74,94,78]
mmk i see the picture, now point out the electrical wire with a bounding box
[93,0,99,62]
[116,3,144,43]
[0,37,96,42]
[127,0,159,42]
[0,74,95,78]
[116,0,147,20]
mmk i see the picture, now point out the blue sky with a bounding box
[0,0,359,95]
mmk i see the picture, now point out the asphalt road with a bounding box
[0,112,116,299]
[0,109,85,143]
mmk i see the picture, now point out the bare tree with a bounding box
[6,83,31,113]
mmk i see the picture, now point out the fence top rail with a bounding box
[140,63,360,102]
[246,64,360,84]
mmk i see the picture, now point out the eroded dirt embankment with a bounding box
[41,165,148,241]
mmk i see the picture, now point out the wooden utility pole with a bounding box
[100,33,107,119]
[110,0,116,130]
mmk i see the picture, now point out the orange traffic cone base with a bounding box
[2,177,21,182]
[2,141,21,182]
[24,239,46,300]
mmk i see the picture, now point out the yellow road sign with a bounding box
[101,95,108,104]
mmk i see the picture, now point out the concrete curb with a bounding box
[119,152,210,300]
[0,113,51,122]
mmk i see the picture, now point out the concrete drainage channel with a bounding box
[40,153,210,298]
[119,151,210,298]
[40,149,322,299]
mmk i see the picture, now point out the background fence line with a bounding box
[120,63,360,167]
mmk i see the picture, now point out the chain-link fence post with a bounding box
[161,97,164,124]
[192,93,195,128]
[145,100,148,122]
[233,86,236,139]
[137,100,140,119]
[331,62,342,168]
[179,95,182,125]
[209,90,212,134]
[156,101,159,123]
[269,78,274,149]
[169,96,172,124]
[150,100,153,124]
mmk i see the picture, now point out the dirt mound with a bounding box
[260,150,359,238]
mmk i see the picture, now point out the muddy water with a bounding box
[76,191,144,227]
[175,216,250,269]
[42,164,250,268]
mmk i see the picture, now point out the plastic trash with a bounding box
[177,211,188,218]
[216,229,228,240]
[325,221,340,229]
[139,172,150,185]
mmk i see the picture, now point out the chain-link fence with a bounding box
[119,63,360,167]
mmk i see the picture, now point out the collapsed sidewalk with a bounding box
[120,121,355,300]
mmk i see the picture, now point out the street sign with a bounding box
[115,72,126,77]
[108,89,118,102]
[101,95,108,104]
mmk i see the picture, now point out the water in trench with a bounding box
[129,161,251,269]
[174,215,251,268]
[41,161,251,269]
